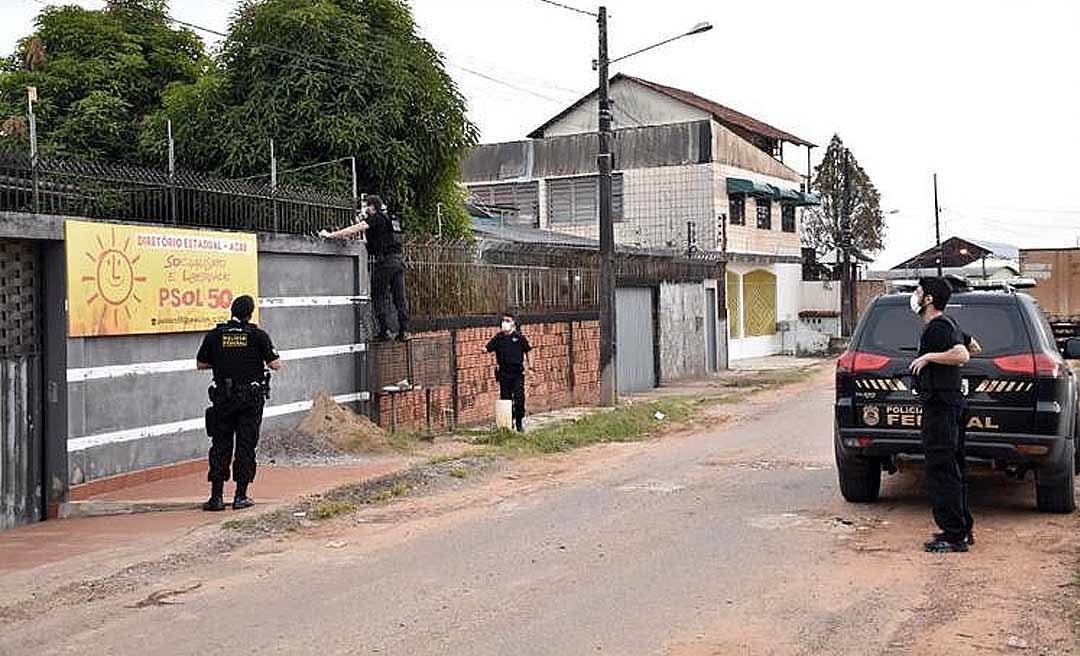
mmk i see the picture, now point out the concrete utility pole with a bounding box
[933,173,943,277]
[840,149,854,337]
[596,5,617,407]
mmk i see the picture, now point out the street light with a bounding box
[596,7,712,407]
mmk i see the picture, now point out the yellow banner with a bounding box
[66,220,259,337]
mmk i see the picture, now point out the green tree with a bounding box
[0,0,205,160]
[146,0,478,236]
[802,134,886,261]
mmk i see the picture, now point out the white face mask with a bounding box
[501,321,514,333]
[909,292,922,315]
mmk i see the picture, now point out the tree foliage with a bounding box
[144,0,478,236]
[0,0,204,160]
[802,134,885,260]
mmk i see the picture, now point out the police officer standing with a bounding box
[197,295,282,511]
[485,312,532,432]
[908,277,972,552]
[320,195,410,342]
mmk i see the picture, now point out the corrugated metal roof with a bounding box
[527,73,815,148]
[471,217,600,248]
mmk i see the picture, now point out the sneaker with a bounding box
[232,496,255,510]
[924,538,969,553]
[396,331,412,342]
[933,531,975,545]
[202,496,226,512]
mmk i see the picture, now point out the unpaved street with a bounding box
[2,369,1077,655]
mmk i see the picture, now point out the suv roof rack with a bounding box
[886,276,1037,295]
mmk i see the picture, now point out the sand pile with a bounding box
[295,391,390,453]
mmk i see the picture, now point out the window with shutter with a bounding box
[546,174,623,225]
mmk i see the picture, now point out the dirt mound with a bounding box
[295,392,390,453]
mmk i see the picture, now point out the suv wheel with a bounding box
[835,439,881,503]
[1036,440,1076,514]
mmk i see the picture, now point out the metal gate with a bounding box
[615,287,656,394]
[0,240,43,530]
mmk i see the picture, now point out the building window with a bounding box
[547,174,623,225]
[729,194,745,225]
[467,181,540,227]
[781,204,796,233]
[756,198,772,230]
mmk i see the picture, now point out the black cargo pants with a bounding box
[921,401,974,539]
[372,254,409,336]
[208,395,265,485]
[496,367,526,422]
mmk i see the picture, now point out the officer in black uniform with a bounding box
[196,295,282,511]
[485,312,532,432]
[909,277,973,552]
[320,195,410,342]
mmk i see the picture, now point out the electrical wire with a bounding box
[532,0,597,18]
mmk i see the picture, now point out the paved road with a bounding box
[3,371,1073,655]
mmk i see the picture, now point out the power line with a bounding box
[450,64,567,103]
[532,0,597,18]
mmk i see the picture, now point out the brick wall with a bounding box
[374,319,600,431]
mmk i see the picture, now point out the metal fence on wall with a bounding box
[0,150,353,234]
[402,240,599,320]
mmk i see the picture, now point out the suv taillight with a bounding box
[993,352,1064,378]
[837,351,891,374]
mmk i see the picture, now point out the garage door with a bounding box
[616,287,655,394]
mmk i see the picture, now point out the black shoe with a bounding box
[396,331,412,342]
[515,421,524,433]
[232,496,255,510]
[924,538,969,553]
[934,530,975,545]
[202,496,226,512]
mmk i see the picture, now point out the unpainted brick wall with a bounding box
[376,320,600,431]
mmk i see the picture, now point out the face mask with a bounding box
[501,321,514,333]
[910,291,930,316]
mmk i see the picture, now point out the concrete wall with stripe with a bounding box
[65,233,370,485]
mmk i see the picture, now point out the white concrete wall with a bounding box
[776,263,801,325]
[800,280,841,312]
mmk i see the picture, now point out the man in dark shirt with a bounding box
[320,195,410,342]
[908,277,972,552]
[196,295,282,511]
[485,313,532,432]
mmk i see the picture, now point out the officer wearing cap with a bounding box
[197,295,282,511]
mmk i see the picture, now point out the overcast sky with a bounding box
[6,0,1080,267]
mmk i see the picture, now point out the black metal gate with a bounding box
[0,239,43,529]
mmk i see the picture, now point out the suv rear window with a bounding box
[858,300,1031,357]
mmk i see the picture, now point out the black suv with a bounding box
[835,285,1080,513]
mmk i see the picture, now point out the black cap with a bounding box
[231,295,255,321]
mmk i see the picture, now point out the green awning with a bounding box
[726,178,775,197]
[794,191,821,206]
[775,186,800,202]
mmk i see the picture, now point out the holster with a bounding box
[205,405,217,437]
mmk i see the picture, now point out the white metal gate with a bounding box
[616,287,656,394]
[0,240,43,530]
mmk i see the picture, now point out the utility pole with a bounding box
[270,138,279,232]
[840,149,854,337]
[27,86,39,213]
[933,173,943,277]
[596,5,617,407]
[167,120,178,224]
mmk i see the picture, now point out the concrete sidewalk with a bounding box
[0,458,409,573]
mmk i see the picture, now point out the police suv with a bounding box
[835,279,1080,513]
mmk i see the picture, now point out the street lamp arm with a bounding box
[608,22,713,66]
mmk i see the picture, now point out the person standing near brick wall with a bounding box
[485,312,531,432]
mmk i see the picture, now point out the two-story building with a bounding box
[463,74,818,360]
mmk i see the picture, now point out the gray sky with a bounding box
[6,0,1080,267]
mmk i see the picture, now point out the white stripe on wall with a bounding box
[67,343,367,382]
[259,295,368,308]
[67,391,370,452]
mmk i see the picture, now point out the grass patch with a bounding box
[311,500,357,520]
[389,481,411,497]
[477,397,702,457]
[448,466,469,479]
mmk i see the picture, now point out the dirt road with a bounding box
[2,369,1077,655]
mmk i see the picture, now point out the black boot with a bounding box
[515,418,524,433]
[203,481,226,512]
[233,482,254,510]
